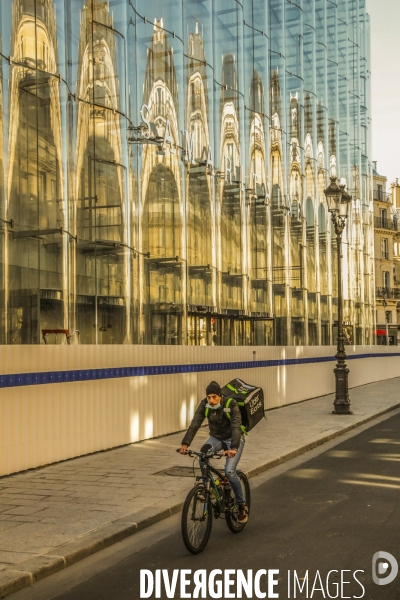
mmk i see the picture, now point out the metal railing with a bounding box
[373,193,391,203]
[374,216,399,231]
[272,266,302,286]
[376,287,400,299]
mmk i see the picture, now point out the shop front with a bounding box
[188,306,274,346]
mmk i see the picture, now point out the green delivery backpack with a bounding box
[205,378,266,434]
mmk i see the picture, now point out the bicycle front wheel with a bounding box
[225,471,251,533]
[181,484,213,554]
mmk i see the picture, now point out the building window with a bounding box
[227,143,234,164]
[377,184,383,201]
[381,238,389,260]
[380,208,387,228]
[156,87,164,116]
[382,270,390,289]
[361,125,367,155]
[385,311,392,324]
[190,82,195,111]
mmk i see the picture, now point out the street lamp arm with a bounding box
[331,213,347,236]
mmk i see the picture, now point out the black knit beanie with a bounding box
[206,381,221,396]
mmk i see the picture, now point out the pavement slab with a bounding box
[0,377,399,597]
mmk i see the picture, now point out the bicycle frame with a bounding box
[187,450,230,514]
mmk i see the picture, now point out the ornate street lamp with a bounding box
[324,176,353,414]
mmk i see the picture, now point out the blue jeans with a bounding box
[201,435,246,504]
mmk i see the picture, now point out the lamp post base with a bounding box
[332,359,352,415]
[332,407,353,415]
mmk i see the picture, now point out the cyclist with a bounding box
[178,380,248,523]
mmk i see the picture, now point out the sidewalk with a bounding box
[0,377,399,597]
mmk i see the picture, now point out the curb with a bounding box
[246,402,400,478]
[1,402,399,598]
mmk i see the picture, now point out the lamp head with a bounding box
[324,176,343,213]
[338,184,352,219]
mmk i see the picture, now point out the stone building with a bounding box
[373,164,400,344]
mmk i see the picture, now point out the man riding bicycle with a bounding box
[178,380,248,523]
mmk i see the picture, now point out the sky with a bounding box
[367,0,400,187]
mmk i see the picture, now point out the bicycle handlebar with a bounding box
[176,449,224,460]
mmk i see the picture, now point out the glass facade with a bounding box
[0,0,374,346]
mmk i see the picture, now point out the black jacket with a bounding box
[181,397,242,449]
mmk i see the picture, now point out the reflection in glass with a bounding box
[7,0,64,344]
[219,53,242,313]
[248,71,273,345]
[0,0,374,346]
[186,21,212,313]
[75,0,128,344]
[270,68,288,345]
[0,15,4,344]
[140,19,183,345]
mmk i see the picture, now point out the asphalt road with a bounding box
[15,411,400,600]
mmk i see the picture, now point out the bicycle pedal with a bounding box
[212,505,221,519]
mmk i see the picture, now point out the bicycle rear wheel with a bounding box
[181,484,213,554]
[225,471,251,533]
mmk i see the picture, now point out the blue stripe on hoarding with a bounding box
[0,352,399,390]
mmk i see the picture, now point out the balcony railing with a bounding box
[273,266,302,286]
[374,216,399,231]
[374,193,391,203]
[376,287,400,299]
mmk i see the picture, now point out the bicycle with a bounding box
[179,448,251,554]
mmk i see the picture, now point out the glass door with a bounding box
[151,312,181,345]
[188,315,208,346]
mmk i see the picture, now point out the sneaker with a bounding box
[237,503,248,524]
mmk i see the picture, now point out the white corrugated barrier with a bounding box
[0,345,398,476]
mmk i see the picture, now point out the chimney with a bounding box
[372,160,377,172]
[393,179,400,210]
